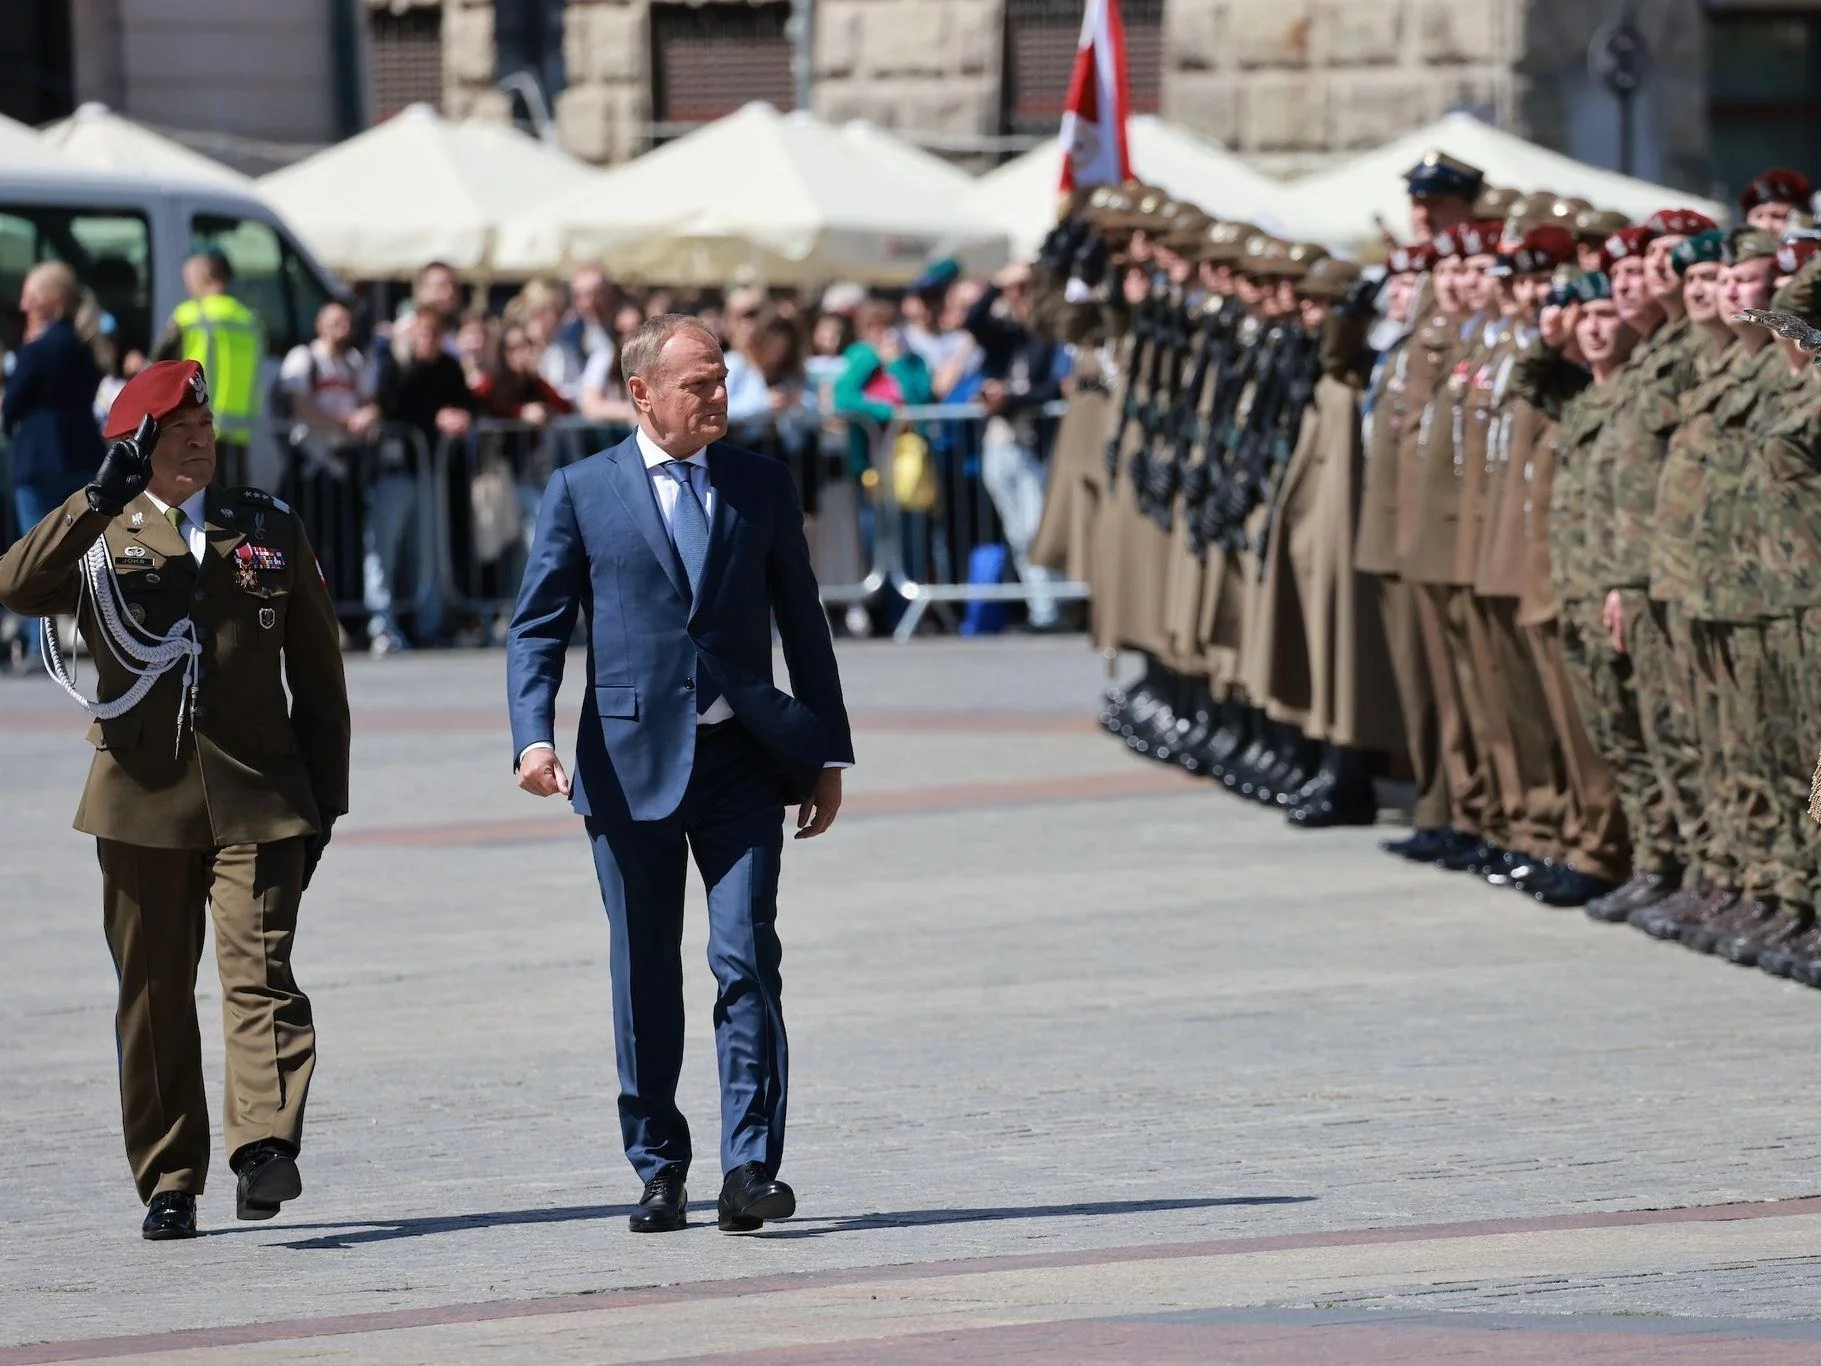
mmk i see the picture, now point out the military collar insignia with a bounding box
[128,511,144,529]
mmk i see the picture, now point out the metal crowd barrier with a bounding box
[0,403,1091,647]
[856,400,1089,642]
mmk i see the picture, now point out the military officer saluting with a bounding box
[0,360,350,1240]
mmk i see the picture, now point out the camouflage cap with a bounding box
[1725,226,1781,265]
[1296,256,1363,301]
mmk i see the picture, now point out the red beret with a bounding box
[1777,237,1821,277]
[1643,208,1717,239]
[1505,224,1578,276]
[102,360,210,440]
[1387,242,1439,275]
[1604,226,1658,262]
[1741,168,1813,214]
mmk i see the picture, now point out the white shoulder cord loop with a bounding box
[41,538,202,757]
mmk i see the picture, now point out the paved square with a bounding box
[2,639,1818,1364]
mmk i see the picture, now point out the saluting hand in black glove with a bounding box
[86,414,158,516]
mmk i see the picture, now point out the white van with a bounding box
[0,163,347,370]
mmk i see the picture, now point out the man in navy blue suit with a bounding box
[508,314,853,1234]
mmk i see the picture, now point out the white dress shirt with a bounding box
[520,426,848,770]
[143,489,209,564]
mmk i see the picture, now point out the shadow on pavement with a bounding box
[753,1195,1316,1240]
[217,1203,637,1250]
[218,1195,1313,1250]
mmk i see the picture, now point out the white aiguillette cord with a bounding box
[42,536,202,758]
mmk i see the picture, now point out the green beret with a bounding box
[1672,229,1726,276]
[1573,271,1614,303]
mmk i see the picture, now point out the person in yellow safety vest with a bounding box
[153,251,266,477]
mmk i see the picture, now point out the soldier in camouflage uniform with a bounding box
[1714,243,1821,974]
[1579,210,1720,924]
[1564,226,1680,919]
[1671,230,1787,954]
[1630,229,1754,938]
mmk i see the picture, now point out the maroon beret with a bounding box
[1387,242,1439,275]
[1604,226,1658,263]
[103,360,210,440]
[1490,224,1579,278]
[1777,237,1821,277]
[1741,168,1813,214]
[1642,208,1717,239]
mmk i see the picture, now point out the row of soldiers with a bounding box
[1025,154,1821,987]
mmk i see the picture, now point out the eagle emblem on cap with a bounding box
[189,370,209,406]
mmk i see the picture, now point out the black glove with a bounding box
[302,815,336,892]
[86,414,158,516]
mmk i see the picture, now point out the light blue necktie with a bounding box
[661,460,717,715]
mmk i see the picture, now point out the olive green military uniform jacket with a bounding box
[1584,317,1694,594]
[1752,364,1821,614]
[1392,312,1467,585]
[1689,345,1784,624]
[0,487,351,848]
[1649,338,1739,608]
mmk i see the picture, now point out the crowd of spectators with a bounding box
[0,252,1074,666]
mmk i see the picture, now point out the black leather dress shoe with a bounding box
[629,1164,688,1233]
[1532,868,1619,908]
[1380,827,1434,858]
[1287,782,1376,828]
[142,1191,198,1241]
[1481,849,1533,887]
[1438,840,1501,874]
[718,1162,795,1232]
[233,1141,302,1221]
[1506,859,1561,894]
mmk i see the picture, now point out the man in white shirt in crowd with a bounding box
[279,301,378,478]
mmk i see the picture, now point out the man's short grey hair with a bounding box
[621,313,721,385]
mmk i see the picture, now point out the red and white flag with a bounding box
[1058,0,1133,193]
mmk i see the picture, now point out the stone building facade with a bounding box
[436,0,1733,194]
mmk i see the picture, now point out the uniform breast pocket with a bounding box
[234,593,288,648]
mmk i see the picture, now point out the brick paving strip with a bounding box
[8,1196,1821,1365]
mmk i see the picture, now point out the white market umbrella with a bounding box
[41,102,252,189]
[258,103,595,277]
[968,115,1319,260]
[1280,111,1729,247]
[0,112,61,168]
[495,102,1009,285]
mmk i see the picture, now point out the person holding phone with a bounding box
[0,360,350,1242]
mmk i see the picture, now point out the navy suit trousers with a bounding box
[585,722,789,1182]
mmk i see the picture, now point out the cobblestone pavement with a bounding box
[3,639,1820,1363]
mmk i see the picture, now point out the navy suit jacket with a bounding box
[3,319,103,488]
[507,433,854,823]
